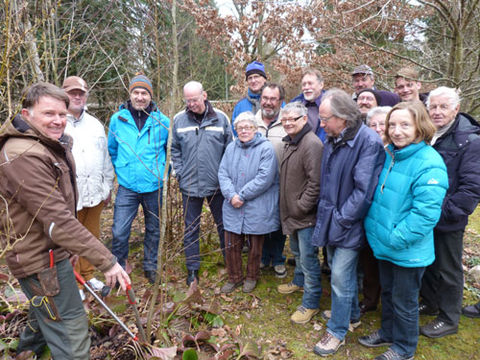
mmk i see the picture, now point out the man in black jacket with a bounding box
[420,86,480,338]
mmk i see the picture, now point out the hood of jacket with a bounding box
[235,131,268,149]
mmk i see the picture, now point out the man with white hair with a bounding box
[419,86,480,338]
[172,81,232,285]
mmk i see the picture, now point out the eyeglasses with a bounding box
[184,96,203,105]
[261,96,280,103]
[428,103,451,111]
[319,115,334,123]
[280,115,303,124]
[236,125,255,132]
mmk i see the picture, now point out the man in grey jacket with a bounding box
[172,81,233,285]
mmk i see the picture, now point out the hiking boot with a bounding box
[374,348,414,360]
[290,305,319,324]
[221,281,243,294]
[462,301,480,318]
[144,270,156,284]
[358,330,393,348]
[87,277,105,291]
[274,264,287,278]
[186,270,199,286]
[278,282,303,294]
[321,310,361,332]
[313,331,345,356]
[242,279,257,293]
[418,303,439,316]
[420,318,458,338]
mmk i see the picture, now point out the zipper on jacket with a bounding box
[196,128,198,135]
[381,154,395,194]
[148,129,150,144]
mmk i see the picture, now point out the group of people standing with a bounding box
[1,60,480,359]
[222,62,480,360]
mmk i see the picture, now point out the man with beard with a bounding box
[290,68,326,141]
[255,83,287,278]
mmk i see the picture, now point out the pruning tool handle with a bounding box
[126,284,136,304]
[49,249,54,268]
[73,270,138,341]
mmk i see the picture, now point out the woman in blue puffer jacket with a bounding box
[218,112,279,294]
[358,101,448,360]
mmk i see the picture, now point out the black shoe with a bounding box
[144,270,156,284]
[186,270,199,286]
[374,348,413,360]
[359,302,377,315]
[287,257,296,266]
[358,330,393,348]
[462,301,480,318]
[321,261,331,275]
[420,318,458,338]
[418,303,439,316]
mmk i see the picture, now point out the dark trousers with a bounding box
[17,259,90,359]
[359,243,381,308]
[379,260,425,358]
[225,231,264,283]
[420,229,464,325]
[182,191,225,271]
[261,229,286,266]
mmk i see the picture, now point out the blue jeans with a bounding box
[378,260,425,358]
[290,227,322,309]
[111,185,161,272]
[326,246,360,340]
[182,191,225,271]
[261,229,286,266]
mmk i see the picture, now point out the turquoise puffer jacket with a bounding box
[108,103,170,193]
[365,141,448,267]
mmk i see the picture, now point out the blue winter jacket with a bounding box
[365,142,448,267]
[312,123,385,249]
[232,89,262,125]
[218,132,280,235]
[108,102,170,193]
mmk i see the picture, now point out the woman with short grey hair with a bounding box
[218,111,280,293]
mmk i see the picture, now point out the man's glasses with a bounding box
[280,115,303,124]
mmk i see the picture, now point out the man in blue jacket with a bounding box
[290,68,326,141]
[232,61,267,126]
[172,81,233,285]
[108,74,170,284]
[419,87,480,338]
[311,89,385,357]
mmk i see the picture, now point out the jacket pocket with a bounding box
[327,210,349,244]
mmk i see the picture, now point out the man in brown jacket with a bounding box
[277,101,324,324]
[0,82,130,359]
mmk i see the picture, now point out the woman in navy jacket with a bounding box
[359,101,448,360]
